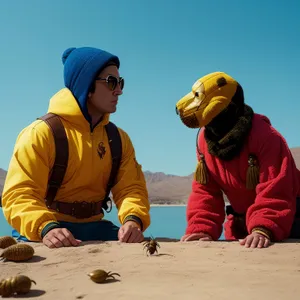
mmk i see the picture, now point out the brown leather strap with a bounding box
[39,113,69,208]
[102,122,122,212]
[48,200,104,219]
[37,113,122,218]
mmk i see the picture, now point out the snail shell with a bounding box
[88,269,120,283]
[0,243,35,262]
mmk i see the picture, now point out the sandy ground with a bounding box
[1,238,300,300]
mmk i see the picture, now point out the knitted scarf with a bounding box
[204,104,254,161]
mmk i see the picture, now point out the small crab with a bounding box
[88,269,120,283]
[143,236,160,256]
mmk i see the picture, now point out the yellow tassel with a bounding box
[194,154,208,185]
[246,154,259,189]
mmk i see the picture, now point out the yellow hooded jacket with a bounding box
[2,88,150,241]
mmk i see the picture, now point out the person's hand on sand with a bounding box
[180,232,213,242]
[118,221,144,243]
[239,232,270,248]
[42,228,81,248]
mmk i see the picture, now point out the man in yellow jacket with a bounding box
[2,47,151,248]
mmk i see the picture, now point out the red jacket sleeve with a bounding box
[186,178,225,240]
[246,124,300,241]
[185,131,225,240]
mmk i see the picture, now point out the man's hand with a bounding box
[42,228,81,248]
[239,231,270,248]
[181,232,213,242]
[118,221,144,243]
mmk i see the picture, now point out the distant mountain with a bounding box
[290,148,300,169]
[143,171,193,204]
[0,168,192,206]
[1,147,300,205]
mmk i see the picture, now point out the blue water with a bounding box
[0,206,225,240]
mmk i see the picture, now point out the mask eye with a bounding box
[195,92,199,97]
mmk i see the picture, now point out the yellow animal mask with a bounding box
[176,72,239,128]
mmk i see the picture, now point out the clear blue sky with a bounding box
[0,0,299,176]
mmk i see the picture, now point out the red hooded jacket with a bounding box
[186,114,300,241]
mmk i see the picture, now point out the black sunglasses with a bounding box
[95,75,124,91]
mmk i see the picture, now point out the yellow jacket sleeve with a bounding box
[112,128,151,231]
[2,121,58,241]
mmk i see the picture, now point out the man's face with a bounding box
[87,65,123,118]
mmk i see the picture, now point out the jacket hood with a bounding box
[47,88,110,131]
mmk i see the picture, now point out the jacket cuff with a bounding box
[123,215,143,231]
[251,227,272,240]
[41,221,61,239]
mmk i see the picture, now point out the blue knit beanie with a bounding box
[62,46,120,121]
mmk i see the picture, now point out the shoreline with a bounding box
[108,204,187,208]
[150,204,186,207]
